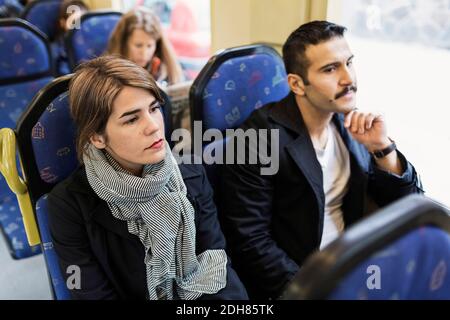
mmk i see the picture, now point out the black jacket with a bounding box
[48,163,248,300]
[221,93,424,299]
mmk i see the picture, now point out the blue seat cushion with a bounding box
[22,0,61,41]
[36,195,71,299]
[69,14,121,66]
[0,77,53,128]
[329,226,450,300]
[31,91,78,185]
[0,25,51,80]
[202,53,290,132]
[0,176,41,259]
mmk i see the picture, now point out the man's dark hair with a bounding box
[282,20,347,84]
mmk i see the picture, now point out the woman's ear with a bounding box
[287,73,306,96]
[90,133,107,149]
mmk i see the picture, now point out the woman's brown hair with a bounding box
[69,55,163,162]
[107,6,183,85]
[56,0,89,38]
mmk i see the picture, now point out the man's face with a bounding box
[302,36,357,114]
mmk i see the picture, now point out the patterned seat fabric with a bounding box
[0,78,53,128]
[329,226,450,300]
[200,52,289,132]
[36,195,71,299]
[190,45,290,192]
[0,19,53,259]
[51,39,70,76]
[31,91,78,185]
[0,176,41,259]
[0,0,24,18]
[65,12,122,70]
[21,0,61,41]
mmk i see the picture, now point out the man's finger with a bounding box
[351,112,363,133]
[344,109,356,128]
[358,113,366,134]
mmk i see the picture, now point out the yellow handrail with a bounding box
[0,128,41,246]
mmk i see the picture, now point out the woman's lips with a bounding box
[147,139,164,150]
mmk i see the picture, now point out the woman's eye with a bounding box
[150,103,161,113]
[125,117,137,124]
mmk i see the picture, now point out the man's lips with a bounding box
[335,86,357,100]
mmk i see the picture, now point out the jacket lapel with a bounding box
[267,94,372,228]
[268,93,325,216]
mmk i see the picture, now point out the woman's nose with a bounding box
[143,115,159,136]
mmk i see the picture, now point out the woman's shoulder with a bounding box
[48,165,98,212]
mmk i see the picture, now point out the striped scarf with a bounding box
[83,142,227,300]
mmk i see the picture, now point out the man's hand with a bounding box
[344,109,391,152]
[344,109,403,175]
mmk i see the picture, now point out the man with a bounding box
[221,21,423,299]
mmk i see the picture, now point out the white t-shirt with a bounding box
[313,123,351,250]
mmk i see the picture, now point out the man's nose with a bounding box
[339,66,354,86]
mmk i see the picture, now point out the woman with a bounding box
[107,7,184,86]
[52,0,89,75]
[48,56,247,300]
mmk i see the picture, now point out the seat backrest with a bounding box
[0,18,53,259]
[64,11,122,71]
[16,75,76,203]
[188,44,289,196]
[280,194,450,300]
[21,0,61,41]
[0,0,24,17]
[189,44,290,137]
[0,18,54,131]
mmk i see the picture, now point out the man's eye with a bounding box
[324,67,336,73]
[347,60,353,66]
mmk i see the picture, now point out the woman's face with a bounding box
[90,86,166,176]
[126,29,157,68]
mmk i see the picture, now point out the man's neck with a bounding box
[295,95,333,144]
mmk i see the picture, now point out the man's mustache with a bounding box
[335,85,358,100]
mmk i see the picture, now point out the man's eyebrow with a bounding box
[318,55,354,71]
[118,100,158,119]
[319,61,340,71]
